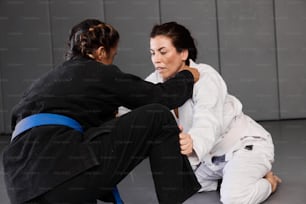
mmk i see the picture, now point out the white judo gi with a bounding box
[145,60,275,204]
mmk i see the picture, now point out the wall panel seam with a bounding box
[272,0,281,119]
[102,0,106,22]
[47,0,55,68]
[158,0,162,24]
[214,0,221,74]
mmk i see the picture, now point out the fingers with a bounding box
[181,65,200,82]
[180,142,192,154]
[179,132,193,155]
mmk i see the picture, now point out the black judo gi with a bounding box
[3,56,200,203]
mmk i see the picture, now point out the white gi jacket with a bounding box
[145,60,272,169]
[145,60,275,203]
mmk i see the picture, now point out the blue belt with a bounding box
[11,113,123,204]
[11,113,83,141]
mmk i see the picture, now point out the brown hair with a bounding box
[150,22,197,65]
[65,19,119,60]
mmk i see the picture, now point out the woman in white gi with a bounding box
[146,22,281,204]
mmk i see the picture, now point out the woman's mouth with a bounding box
[156,67,166,73]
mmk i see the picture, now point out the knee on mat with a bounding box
[220,187,251,204]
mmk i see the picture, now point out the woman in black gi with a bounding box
[3,19,200,204]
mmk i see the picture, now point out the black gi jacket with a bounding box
[3,56,194,203]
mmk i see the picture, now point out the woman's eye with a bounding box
[160,51,167,55]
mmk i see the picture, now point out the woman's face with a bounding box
[150,35,187,80]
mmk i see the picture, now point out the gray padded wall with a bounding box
[160,0,219,71]
[104,0,160,78]
[49,0,105,66]
[217,0,279,120]
[0,12,4,132]
[1,0,306,133]
[275,0,306,119]
[0,71,4,133]
[0,0,53,133]
[0,1,6,133]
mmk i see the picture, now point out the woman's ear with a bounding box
[181,49,189,61]
[97,46,107,59]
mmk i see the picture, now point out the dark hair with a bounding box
[150,22,197,65]
[65,19,120,60]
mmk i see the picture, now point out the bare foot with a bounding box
[264,171,282,193]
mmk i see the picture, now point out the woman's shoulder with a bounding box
[190,60,224,84]
[189,60,219,76]
[190,60,228,97]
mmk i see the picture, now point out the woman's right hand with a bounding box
[178,125,194,156]
[181,65,200,83]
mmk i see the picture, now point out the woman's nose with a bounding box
[152,53,161,63]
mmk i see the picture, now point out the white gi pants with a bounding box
[195,120,274,204]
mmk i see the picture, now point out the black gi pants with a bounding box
[27,104,200,204]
